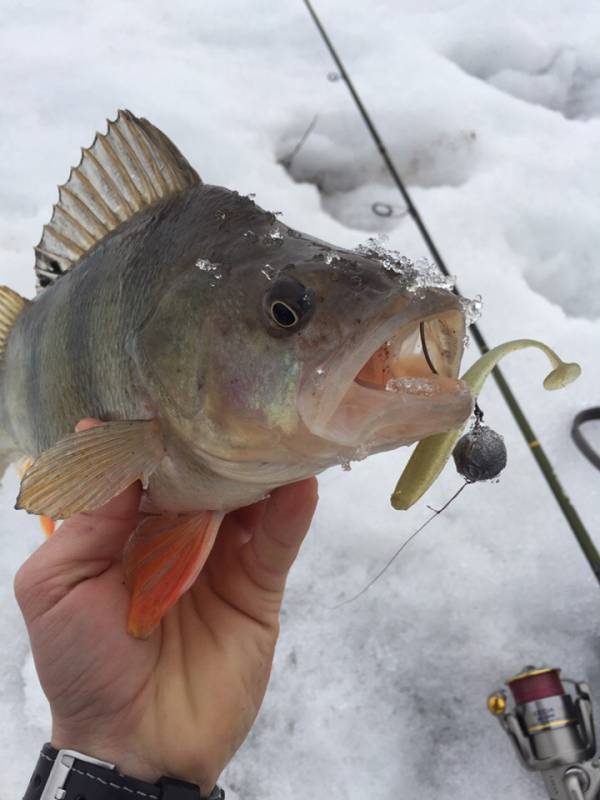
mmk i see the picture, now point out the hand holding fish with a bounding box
[15,420,318,790]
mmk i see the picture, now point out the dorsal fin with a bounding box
[34,110,202,290]
[0,286,30,358]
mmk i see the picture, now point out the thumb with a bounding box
[14,418,142,624]
[15,482,141,625]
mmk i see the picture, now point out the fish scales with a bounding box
[2,185,266,456]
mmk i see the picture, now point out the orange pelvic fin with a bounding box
[39,515,55,537]
[124,510,224,639]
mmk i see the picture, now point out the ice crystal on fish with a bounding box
[386,255,413,274]
[460,293,483,326]
[354,239,455,293]
[409,257,455,293]
[196,258,224,288]
[385,377,441,397]
[351,443,369,461]
[196,258,221,275]
[263,224,286,248]
[355,238,414,282]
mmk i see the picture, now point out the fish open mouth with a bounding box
[300,306,473,450]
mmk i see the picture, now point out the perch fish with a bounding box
[0,111,473,637]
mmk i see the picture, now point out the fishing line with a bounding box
[333,482,469,608]
[302,0,600,584]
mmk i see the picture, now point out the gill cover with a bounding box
[131,269,211,419]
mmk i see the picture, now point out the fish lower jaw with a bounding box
[315,377,473,450]
[300,307,470,449]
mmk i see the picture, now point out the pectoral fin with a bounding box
[124,510,224,639]
[16,457,55,535]
[16,420,164,519]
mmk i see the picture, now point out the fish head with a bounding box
[203,231,469,464]
[134,207,473,475]
[287,248,474,456]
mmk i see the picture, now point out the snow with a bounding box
[1,1,600,798]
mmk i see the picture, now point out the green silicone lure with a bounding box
[391,339,581,510]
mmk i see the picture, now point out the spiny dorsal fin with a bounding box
[0,287,30,358]
[34,110,202,290]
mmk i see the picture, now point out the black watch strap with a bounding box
[23,744,224,800]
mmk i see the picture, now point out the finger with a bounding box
[15,479,142,624]
[230,495,269,537]
[243,478,318,593]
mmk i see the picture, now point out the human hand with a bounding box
[15,420,318,792]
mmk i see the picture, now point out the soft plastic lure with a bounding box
[391,339,581,510]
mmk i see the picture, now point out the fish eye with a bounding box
[263,275,315,335]
[270,301,298,328]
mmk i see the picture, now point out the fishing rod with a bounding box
[302,0,600,583]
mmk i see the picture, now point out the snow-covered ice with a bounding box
[1,1,599,798]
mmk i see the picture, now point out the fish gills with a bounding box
[124,510,225,638]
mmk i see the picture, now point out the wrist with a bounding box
[50,726,221,792]
[51,709,226,792]
[25,744,224,800]
[51,728,161,783]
